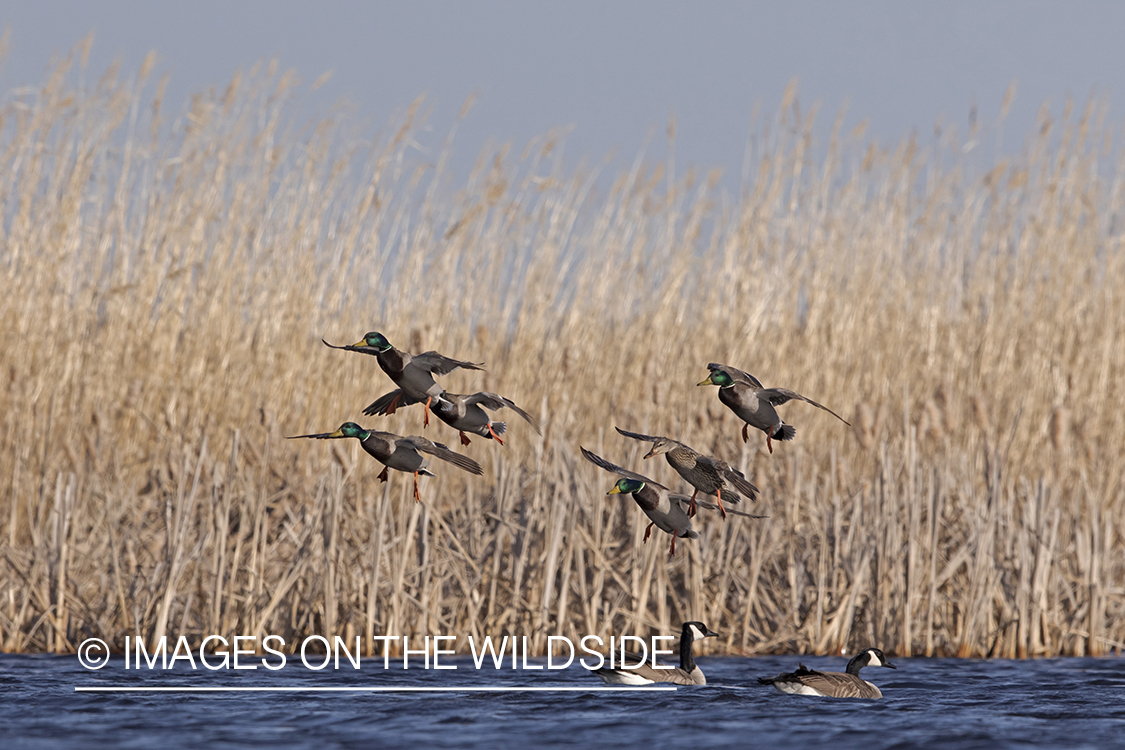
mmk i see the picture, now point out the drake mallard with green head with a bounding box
[288,422,482,503]
[580,447,765,556]
[615,426,758,519]
[322,332,484,428]
[698,363,850,453]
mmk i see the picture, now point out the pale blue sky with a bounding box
[3,1,1124,179]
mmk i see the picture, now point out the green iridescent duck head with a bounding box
[607,478,645,496]
[697,368,734,387]
[352,332,392,352]
[288,422,370,441]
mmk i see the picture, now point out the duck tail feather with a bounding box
[773,424,797,441]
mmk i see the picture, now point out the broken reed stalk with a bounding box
[0,50,1123,658]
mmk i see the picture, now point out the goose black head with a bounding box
[683,621,719,641]
[863,647,896,669]
[852,647,896,671]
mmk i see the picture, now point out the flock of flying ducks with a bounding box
[288,331,895,699]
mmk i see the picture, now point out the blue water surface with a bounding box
[1,653,1123,749]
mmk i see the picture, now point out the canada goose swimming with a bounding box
[590,622,719,685]
[698,363,850,453]
[288,422,482,503]
[580,448,765,557]
[364,389,540,446]
[615,426,758,519]
[322,332,484,428]
[758,648,897,698]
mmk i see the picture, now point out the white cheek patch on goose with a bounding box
[688,624,706,640]
[867,652,883,667]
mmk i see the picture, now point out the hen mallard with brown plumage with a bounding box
[614,427,757,519]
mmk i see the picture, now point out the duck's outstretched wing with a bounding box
[399,436,483,475]
[673,493,767,519]
[614,426,667,444]
[322,338,382,357]
[695,455,759,501]
[411,351,486,376]
[757,388,850,426]
[580,447,667,490]
[466,392,541,433]
[362,389,423,417]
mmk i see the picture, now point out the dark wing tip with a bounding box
[453,452,484,475]
[580,446,611,471]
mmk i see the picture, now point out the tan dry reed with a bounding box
[1,46,1123,659]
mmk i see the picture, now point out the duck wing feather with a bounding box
[756,388,851,426]
[398,436,483,475]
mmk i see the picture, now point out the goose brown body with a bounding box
[758,648,897,699]
[590,622,718,685]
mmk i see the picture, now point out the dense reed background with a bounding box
[2,45,1123,659]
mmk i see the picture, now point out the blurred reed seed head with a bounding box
[1049,406,1071,454]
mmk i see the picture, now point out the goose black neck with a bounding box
[845,653,866,675]
[679,624,697,672]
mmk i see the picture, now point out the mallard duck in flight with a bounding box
[288,422,482,503]
[322,332,484,428]
[615,426,757,519]
[698,363,850,453]
[363,389,540,446]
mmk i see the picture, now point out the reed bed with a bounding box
[1,47,1123,659]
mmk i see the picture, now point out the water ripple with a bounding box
[1,654,1122,749]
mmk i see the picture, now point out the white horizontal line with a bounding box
[75,685,676,693]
